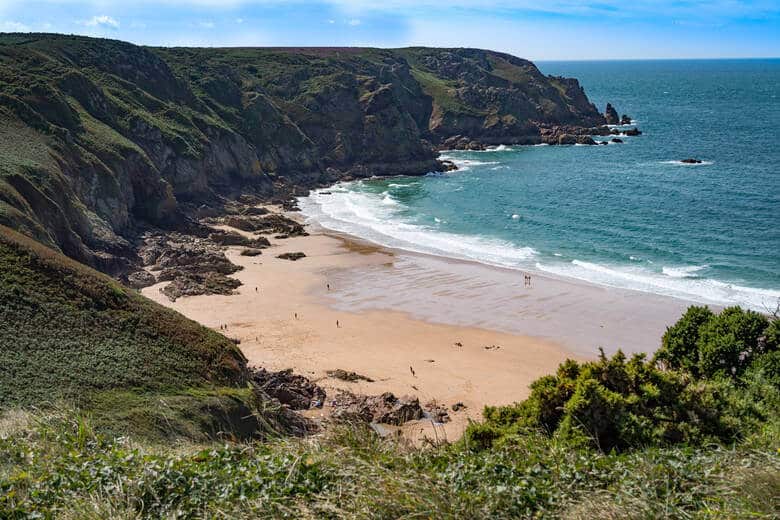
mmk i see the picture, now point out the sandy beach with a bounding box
[143,210,693,441]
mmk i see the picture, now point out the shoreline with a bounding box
[141,208,700,441]
[142,218,584,441]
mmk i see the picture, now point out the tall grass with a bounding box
[2,409,777,519]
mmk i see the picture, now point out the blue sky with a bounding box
[1,0,779,59]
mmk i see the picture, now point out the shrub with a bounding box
[697,306,769,379]
[655,305,714,375]
[470,348,772,452]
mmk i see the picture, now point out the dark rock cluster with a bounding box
[252,368,327,410]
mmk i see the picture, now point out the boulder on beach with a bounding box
[277,252,306,261]
[252,368,326,410]
[331,391,424,425]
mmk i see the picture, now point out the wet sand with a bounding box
[143,214,692,441]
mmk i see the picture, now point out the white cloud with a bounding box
[327,19,335,24]
[198,20,215,28]
[84,15,119,29]
[235,17,244,23]
[347,18,360,26]
[1,20,30,31]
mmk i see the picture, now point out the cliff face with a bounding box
[0,34,604,272]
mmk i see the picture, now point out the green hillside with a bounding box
[0,225,297,441]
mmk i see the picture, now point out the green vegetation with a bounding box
[0,225,302,443]
[2,298,778,517]
[1,407,777,518]
[467,306,779,453]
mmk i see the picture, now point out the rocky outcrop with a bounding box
[681,158,703,164]
[252,368,326,410]
[605,103,620,124]
[219,215,308,238]
[330,391,425,425]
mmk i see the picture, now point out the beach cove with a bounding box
[143,208,693,441]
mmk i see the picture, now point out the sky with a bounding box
[1,0,779,60]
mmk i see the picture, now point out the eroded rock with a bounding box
[327,369,374,383]
[331,391,424,425]
[277,252,306,261]
[252,368,326,410]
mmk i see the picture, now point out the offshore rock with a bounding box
[605,103,620,124]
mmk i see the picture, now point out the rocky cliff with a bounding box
[0,34,608,273]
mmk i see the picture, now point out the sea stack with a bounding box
[605,103,620,124]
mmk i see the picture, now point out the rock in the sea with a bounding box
[252,368,326,410]
[620,114,632,125]
[624,128,642,136]
[611,138,624,143]
[681,158,703,164]
[576,135,596,145]
[605,103,620,124]
[557,134,577,145]
[277,252,306,261]
[440,160,458,172]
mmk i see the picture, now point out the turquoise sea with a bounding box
[300,60,780,311]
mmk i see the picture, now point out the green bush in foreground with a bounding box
[468,306,779,452]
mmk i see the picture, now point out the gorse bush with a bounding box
[655,305,776,379]
[468,306,779,452]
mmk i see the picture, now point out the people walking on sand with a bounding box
[327,283,330,291]
[294,312,298,320]
[336,319,340,328]
[410,366,416,377]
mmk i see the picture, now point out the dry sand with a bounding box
[143,212,691,442]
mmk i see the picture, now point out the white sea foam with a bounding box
[511,214,520,219]
[662,265,708,278]
[537,260,779,311]
[299,186,537,269]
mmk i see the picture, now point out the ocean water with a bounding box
[299,60,780,311]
